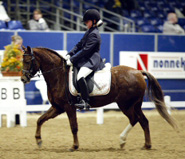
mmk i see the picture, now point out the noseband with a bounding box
[22,48,37,79]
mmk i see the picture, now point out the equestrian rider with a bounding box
[65,9,105,110]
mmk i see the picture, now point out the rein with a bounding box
[33,66,64,78]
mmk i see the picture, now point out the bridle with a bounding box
[22,47,65,79]
[22,48,38,79]
[22,46,73,105]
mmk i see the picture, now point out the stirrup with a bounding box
[75,100,90,111]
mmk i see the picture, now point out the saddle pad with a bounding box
[69,63,111,96]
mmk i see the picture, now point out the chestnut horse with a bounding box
[21,46,177,151]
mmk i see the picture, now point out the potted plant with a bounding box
[1,44,23,76]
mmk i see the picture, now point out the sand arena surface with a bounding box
[0,110,185,159]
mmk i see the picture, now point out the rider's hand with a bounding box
[64,54,70,60]
[66,59,72,66]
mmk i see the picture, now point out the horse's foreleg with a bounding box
[66,106,79,151]
[120,123,133,148]
[35,106,63,147]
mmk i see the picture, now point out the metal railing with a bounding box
[6,0,135,32]
[76,0,135,32]
[37,0,86,31]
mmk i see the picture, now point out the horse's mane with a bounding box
[35,47,64,60]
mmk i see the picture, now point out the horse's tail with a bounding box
[141,71,178,130]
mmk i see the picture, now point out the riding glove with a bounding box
[66,59,72,66]
[64,54,70,60]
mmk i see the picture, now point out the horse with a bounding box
[21,46,178,151]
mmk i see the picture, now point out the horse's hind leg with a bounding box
[118,100,151,148]
[119,123,133,148]
[135,105,151,149]
[35,106,64,147]
[119,100,152,149]
[117,101,139,149]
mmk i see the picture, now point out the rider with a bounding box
[66,9,105,110]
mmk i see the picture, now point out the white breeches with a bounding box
[77,67,93,81]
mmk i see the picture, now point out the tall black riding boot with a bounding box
[75,77,90,110]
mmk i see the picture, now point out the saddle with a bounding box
[69,63,112,97]
[72,67,94,94]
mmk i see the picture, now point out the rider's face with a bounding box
[85,20,93,29]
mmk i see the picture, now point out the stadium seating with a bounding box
[178,18,185,28]
[7,20,24,30]
[0,7,24,31]
[122,10,129,17]
[173,4,183,11]
[141,24,157,33]
[160,4,174,13]
[157,0,165,5]
[156,25,163,33]
[136,18,150,26]
[130,10,142,18]
[3,0,185,33]
[121,0,180,33]
[138,2,146,11]
[149,3,160,12]
[157,10,166,20]
[150,17,163,26]
[143,10,156,18]
[0,21,7,30]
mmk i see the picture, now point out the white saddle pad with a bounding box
[69,63,112,96]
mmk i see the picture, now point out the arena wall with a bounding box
[0,31,185,106]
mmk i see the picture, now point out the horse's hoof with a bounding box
[120,137,126,149]
[36,139,43,148]
[141,144,151,150]
[120,143,126,149]
[69,145,79,152]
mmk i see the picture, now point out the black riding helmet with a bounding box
[83,9,103,27]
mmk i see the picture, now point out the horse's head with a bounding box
[21,46,40,84]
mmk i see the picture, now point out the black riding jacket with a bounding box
[68,27,105,71]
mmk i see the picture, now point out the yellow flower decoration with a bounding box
[1,44,23,72]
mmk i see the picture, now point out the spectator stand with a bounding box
[0,20,25,30]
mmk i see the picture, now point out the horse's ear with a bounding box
[27,46,31,54]
[22,45,26,52]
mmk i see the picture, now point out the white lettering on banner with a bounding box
[120,52,185,79]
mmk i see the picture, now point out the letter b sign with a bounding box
[1,88,20,100]
[13,88,20,99]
